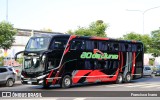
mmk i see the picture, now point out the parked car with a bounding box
[154,70,160,76]
[143,65,153,77]
[155,65,160,70]
[0,66,17,87]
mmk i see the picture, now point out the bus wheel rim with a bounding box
[127,75,131,81]
[64,78,70,86]
[118,75,122,82]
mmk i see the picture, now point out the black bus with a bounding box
[15,33,144,88]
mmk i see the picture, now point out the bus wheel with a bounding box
[124,73,132,83]
[116,73,123,84]
[61,75,72,88]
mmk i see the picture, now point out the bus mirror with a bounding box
[14,51,24,61]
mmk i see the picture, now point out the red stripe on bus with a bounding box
[120,52,123,72]
[132,40,137,43]
[90,37,109,40]
[132,52,136,75]
[64,35,76,55]
[46,70,54,84]
[72,70,92,84]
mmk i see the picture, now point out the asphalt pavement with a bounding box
[0,76,160,100]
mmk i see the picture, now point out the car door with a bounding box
[0,68,8,82]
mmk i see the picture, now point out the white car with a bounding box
[0,66,17,87]
[143,65,153,77]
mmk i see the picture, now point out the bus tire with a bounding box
[124,73,132,83]
[61,75,72,88]
[116,73,123,84]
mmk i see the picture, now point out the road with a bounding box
[0,76,160,100]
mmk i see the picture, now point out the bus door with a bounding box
[123,52,132,78]
[133,44,143,79]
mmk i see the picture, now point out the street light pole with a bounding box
[6,0,8,22]
[126,6,160,34]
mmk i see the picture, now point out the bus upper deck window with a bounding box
[51,39,67,50]
[137,45,142,51]
[71,40,85,50]
[113,43,119,51]
[98,42,107,51]
[132,44,137,51]
[86,41,94,50]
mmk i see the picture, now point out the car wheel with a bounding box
[6,79,14,87]
[116,73,123,84]
[61,75,72,88]
[124,73,132,83]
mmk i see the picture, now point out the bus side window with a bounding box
[113,61,119,69]
[85,60,94,70]
[104,61,109,69]
[137,44,142,51]
[86,41,94,50]
[120,43,125,51]
[113,43,119,51]
[132,44,137,51]
[125,44,131,52]
[98,41,107,51]
[108,43,113,51]
[71,40,85,50]
[94,41,98,49]
[51,39,67,49]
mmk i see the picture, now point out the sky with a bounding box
[0,0,160,38]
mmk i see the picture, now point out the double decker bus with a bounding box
[15,33,144,88]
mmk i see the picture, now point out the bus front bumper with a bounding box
[21,74,48,85]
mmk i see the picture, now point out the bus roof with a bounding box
[32,33,142,44]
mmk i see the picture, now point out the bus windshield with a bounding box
[25,37,51,51]
[23,57,45,72]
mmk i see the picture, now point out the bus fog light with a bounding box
[39,80,43,84]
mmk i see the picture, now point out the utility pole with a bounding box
[126,6,160,34]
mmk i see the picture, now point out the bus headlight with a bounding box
[42,55,46,62]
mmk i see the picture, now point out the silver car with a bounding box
[0,66,17,87]
[143,65,153,76]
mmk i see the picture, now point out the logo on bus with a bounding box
[80,49,118,59]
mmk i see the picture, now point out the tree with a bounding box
[150,29,160,57]
[0,21,17,49]
[68,20,108,37]
[121,32,152,53]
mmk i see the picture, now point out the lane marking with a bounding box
[141,84,160,88]
[73,98,86,100]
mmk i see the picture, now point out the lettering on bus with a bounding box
[80,52,118,59]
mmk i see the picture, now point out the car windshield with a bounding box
[145,66,151,70]
[25,37,51,51]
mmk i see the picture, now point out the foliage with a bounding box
[0,21,17,49]
[0,57,4,66]
[68,20,108,37]
[121,32,152,53]
[150,29,160,57]
[149,58,155,66]
[17,58,23,64]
